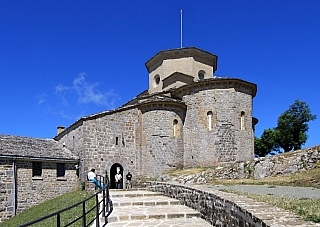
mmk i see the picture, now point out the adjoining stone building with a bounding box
[54,47,258,188]
[0,135,79,222]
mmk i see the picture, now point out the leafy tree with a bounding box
[254,100,316,156]
[254,128,277,157]
[275,100,316,151]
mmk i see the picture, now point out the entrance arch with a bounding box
[110,163,123,189]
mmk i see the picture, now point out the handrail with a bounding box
[17,174,113,227]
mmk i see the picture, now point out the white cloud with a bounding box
[36,93,48,105]
[55,73,120,109]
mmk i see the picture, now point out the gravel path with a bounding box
[207,185,320,199]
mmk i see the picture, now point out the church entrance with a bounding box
[110,163,123,189]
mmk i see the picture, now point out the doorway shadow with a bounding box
[110,163,123,189]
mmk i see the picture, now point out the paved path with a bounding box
[205,185,320,199]
[106,189,212,227]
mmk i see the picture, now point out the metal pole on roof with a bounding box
[180,9,183,48]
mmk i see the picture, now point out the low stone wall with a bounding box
[149,182,318,227]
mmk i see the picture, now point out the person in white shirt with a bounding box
[87,168,102,189]
[115,171,122,189]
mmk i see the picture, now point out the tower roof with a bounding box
[145,47,218,73]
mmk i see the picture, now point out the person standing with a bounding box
[126,171,132,190]
[115,171,122,189]
[87,168,103,189]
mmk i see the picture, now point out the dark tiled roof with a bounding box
[0,134,78,161]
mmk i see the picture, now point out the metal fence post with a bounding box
[95,194,100,227]
[57,213,61,227]
[82,202,86,227]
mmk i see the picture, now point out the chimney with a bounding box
[57,126,65,135]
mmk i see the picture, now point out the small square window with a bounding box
[57,163,65,177]
[32,162,42,177]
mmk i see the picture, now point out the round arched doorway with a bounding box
[110,163,123,189]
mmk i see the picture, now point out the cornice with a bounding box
[171,77,257,99]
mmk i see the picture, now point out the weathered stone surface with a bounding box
[149,182,320,227]
[159,145,320,184]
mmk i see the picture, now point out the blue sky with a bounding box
[1,1,319,148]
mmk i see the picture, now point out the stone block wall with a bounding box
[182,85,253,167]
[58,108,140,181]
[58,103,187,179]
[16,161,79,214]
[0,160,79,222]
[0,160,14,222]
[149,182,318,227]
[140,104,185,177]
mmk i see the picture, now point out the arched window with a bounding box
[153,74,160,87]
[207,111,213,131]
[173,119,178,137]
[240,111,245,130]
[198,70,206,80]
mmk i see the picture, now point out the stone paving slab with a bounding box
[108,204,201,223]
[110,189,163,198]
[106,217,212,226]
[112,195,181,206]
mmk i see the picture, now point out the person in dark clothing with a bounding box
[126,171,132,189]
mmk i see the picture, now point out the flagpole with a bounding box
[180,9,182,48]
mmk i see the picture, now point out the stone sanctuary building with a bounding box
[0,47,257,222]
[55,47,258,189]
[0,135,79,222]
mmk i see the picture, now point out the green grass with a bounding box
[222,190,320,223]
[0,190,96,227]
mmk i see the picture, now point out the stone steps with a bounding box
[106,217,212,226]
[105,189,212,226]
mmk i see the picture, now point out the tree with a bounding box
[254,128,278,157]
[275,100,316,152]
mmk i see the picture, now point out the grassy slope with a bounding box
[0,190,96,227]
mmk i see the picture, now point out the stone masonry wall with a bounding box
[182,87,253,167]
[149,182,319,227]
[16,161,79,214]
[58,108,140,181]
[140,104,185,177]
[235,91,254,161]
[0,160,14,222]
[0,160,78,222]
[54,121,85,178]
[81,109,139,180]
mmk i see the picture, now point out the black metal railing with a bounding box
[18,174,113,227]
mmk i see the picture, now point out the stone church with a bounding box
[0,47,257,221]
[55,47,258,188]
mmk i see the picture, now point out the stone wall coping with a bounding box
[149,182,319,227]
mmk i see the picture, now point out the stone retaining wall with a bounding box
[148,182,319,227]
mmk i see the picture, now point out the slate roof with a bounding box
[0,134,78,162]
